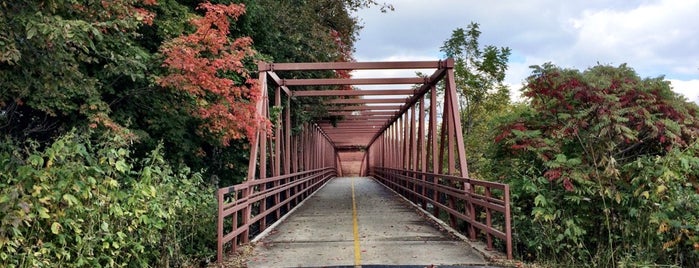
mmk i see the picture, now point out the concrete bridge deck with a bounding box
[247,177,487,267]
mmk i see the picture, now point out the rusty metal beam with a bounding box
[325,132,375,135]
[321,124,383,129]
[325,98,407,105]
[293,89,415,97]
[324,131,378,135]
[336,145,368,150]
[319,127,383,132]
[321,127,382,131]
[324,105,402,111]
[317,123,385,128]
[266,71,291,96]
[332,139,372,142]
[327,111,396,116]
[318,114,393,119]
[328,132,380,136]
[258,61,442,71]
[283,77,425,86]
[317,121,388,126]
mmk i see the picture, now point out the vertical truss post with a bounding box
[409,105,418,201]
[444,67,469,179]
[418,96,427,209]
[302,126,306,171]
[395,121,400,169]
[429,85,440,218]
[258,80,269,231]
[401,114,408,194]
[285,95,292,174]
[274,87,282,177]
[440,77,458,227]
[388,125,393,168]
[273,87,282,220]
[444,65,477,238]
[446,88,456,176]
[402,113,408,170]
[292,134,298,173]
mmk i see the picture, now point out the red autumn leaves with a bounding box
[158,3,267,146]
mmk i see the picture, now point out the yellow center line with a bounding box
[351,177,361,267]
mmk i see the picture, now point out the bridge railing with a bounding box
[216,167,336,262]
[372,167,512,259]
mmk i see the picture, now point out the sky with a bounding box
[351,0,699,103]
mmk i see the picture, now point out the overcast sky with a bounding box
[352,0,699,102]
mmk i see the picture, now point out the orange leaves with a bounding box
[134,8,155,25]
[158,2,267,146]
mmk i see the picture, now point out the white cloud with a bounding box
[566,0,699,76]
[669,79,699,103]
[351,55,441,90]
[353,0,699,103]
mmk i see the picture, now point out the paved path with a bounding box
[247,177,486,267]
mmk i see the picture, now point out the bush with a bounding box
[0,130,216,267]
[492,64,699,266]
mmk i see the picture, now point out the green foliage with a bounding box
[1,0,379,186]
[440,22,512,174]
[491,63,699,266]
[0,130,216,267]
[0,0,154,140]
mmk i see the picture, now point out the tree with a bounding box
[0,0,156,141]
[158,2,267,147]
[439,22,512,173]
[492,63,699,266]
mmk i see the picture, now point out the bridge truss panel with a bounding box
[216,59,513,263]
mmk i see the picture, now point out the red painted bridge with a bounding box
[216,59,512,267]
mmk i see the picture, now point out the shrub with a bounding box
[492,64,699,266]
[0,130,216,267]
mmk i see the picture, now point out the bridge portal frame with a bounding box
[216,59,513,263]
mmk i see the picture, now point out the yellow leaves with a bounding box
[38,196,52,205]
[662,234,682,250]
[32,185,43,196]
[656,184,668,195]
[658,222,669,234]
[0,236,8,249]
[62,194,79,206]
[115,159,129,173]
[104,178,119,189]
[140,185,157,198]
[50,222,62,234]
[38,207,50,219]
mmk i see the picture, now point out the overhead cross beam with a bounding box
[293,89,415,97]
[284,77,425,86]
[258,61,442,71]
[324,105,403,111]
[325,98,407,105]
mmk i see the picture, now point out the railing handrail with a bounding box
[217,167,335,195]
[371,166,513,260]
[217,167,337,262]
[378,167,509,190]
